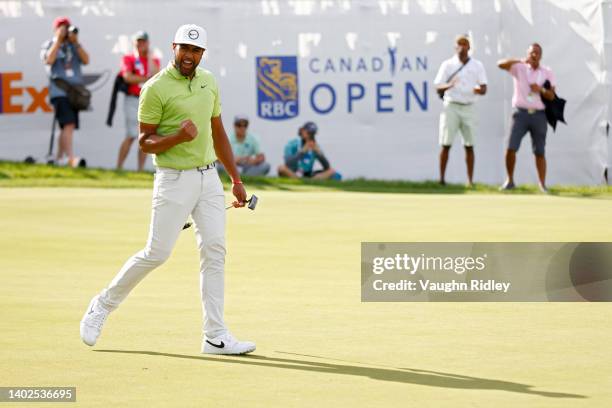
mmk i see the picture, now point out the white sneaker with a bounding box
[80,295,110,346]
[202,332,256,355]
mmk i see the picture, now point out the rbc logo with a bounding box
[256,56,298,120]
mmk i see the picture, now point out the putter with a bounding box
[182,194,258,230]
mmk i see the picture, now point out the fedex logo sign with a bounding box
[0,72,52,114]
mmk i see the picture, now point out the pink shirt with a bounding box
[510,62,555,111]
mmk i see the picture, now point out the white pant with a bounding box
[439,101,477,147]
[123,95,139,138]
[99,166,227,338]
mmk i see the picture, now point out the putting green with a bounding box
[1,188,611,407]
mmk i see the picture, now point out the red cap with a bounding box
[53,16,71,29]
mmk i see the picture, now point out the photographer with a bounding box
[278,121,338,179]
[41,16,89,167]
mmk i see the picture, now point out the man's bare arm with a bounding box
[498,58,522,71]
[474,84,487,95]
[211,115,247,205]
[75,44,90,65]
[541,86,556,101]
[138,121,196,154]
[67,32,89,65]
[123,72,148,85]
[252,153,265,165]
[45,28,65,65]
[124,60,159,85]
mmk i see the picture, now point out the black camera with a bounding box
[68,25,79,34]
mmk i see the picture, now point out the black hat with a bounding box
[301,121,318,136]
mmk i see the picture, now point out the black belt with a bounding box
[516,107,544,114]
[157,163,216,173]
[196,162,216,172]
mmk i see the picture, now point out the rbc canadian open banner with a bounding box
[361,242,612,302]
[0,0,610,184]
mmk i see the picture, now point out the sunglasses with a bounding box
[235,122,248,128]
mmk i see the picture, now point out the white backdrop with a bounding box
[0,0,609,185]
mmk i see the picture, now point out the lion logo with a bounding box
[256,56,299,120]
[257,57,297,101]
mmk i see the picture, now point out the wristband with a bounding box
[232,180,243,185]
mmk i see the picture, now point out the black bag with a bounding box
[437,58,470,100]
[53,77,91,111]
[541,79,567,131]
[106,74,129,127]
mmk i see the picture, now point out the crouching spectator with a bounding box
[278,121,340,180]
[218,115,270,176]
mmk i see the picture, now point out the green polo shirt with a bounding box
[138,62,221,169]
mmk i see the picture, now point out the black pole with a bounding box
[47,114,57,159]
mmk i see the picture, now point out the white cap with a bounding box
[173,24,207,49]
[234,114,249,123]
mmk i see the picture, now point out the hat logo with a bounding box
[188,29,199,40]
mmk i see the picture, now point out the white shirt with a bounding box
[434,56,488,104]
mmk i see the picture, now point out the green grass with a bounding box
[1,160,611,197]
[1,188,611,407]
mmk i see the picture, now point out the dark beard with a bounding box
[174,57,196,77]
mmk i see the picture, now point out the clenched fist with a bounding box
[178,119,198,143]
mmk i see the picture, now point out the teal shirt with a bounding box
[229,132,262,158]
[284,138,316,173]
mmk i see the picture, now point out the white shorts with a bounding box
[439,101,477,147]
[124,95,139,138]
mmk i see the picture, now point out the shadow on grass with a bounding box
[94,349,586,399]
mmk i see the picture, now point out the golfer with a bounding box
[80,24,255,355]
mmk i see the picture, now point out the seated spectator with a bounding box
[219,115,270,176]
[278,121,339,180]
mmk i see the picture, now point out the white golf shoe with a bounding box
[80,295,110,346]
[202,332,256,355]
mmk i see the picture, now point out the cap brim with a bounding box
[174,40,206,49]
[54,20,71,28]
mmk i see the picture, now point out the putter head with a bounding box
[247,195,258,211]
